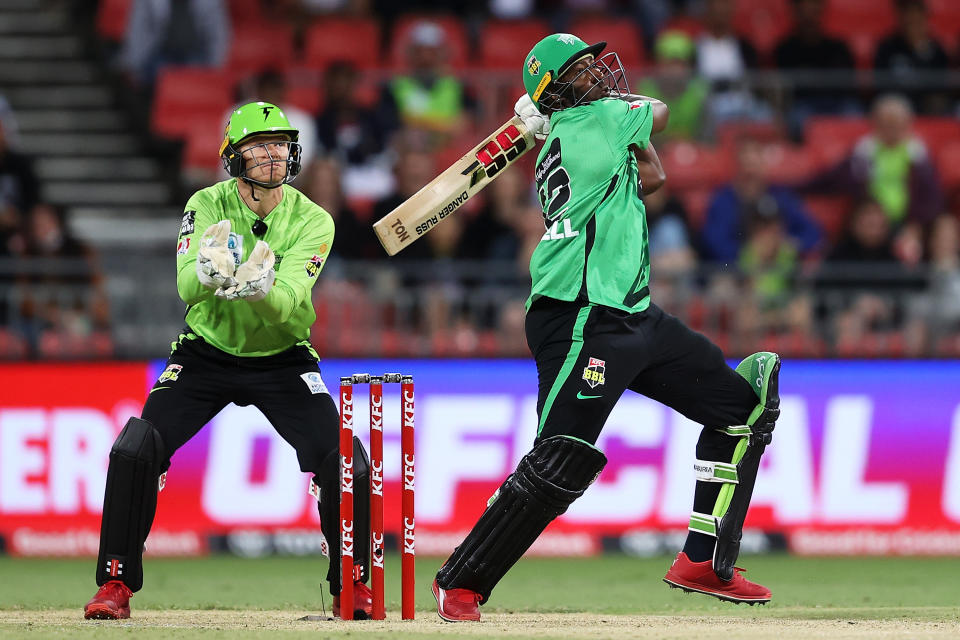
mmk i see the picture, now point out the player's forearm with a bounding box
[247,283,300,325]
[622,94,669,134]
[177,263,215,306]
[635,142,666,195]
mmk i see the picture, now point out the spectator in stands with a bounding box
[642,184,697,276]
[734,206,813,337]
[16,203,110,356]
[317,61,395,201]
[303,156,381,261]
[378,20,475,143]
[874,0,950,114]
[925,214,960,334]
[0,93,20,149]
[457,166,528,261]
[701,137,822,263]
[238,70,317,168]
[0,117,39,256]
[635,30,709,142]
[694,0,771,127]
[120,0,230,87]
[803,94,943,236]
[774,0,859,139]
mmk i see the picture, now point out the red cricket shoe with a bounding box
[332,581,373,619]
[432,577,481,622]
[83,580,133,619]
[663,552,771,605]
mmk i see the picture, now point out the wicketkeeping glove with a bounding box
[216,239,275,301]
[196,220,237,290]
[514,94,550,140]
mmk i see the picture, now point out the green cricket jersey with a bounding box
[528,97,654,313]
[175,178,334,356]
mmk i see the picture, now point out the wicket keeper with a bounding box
[83,103,374,620]
[433,34,781,621]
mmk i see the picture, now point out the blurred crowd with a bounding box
[5,0,960,358]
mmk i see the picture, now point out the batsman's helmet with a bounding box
[522,33,629,113]
[219,101,302,188]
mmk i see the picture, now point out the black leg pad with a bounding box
[318,436,370,594]
[96,417,165,592]
[436,435,607,604]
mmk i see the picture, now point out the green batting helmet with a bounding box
[522,33,606,110]
[220,101,302,187]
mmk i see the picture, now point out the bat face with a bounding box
[373,117,535,256]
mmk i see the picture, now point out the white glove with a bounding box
[216,240,275,301]
[514,94,550,140]
[196,220,237,290]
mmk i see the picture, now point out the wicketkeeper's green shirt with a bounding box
[175,179,334,356]
[527,98,654,312]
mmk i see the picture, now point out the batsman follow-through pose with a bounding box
[432,34,781,622]
[83,103,374,620]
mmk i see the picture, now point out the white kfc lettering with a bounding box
[341,519,353,557]
[403,517,415,555]
[341,456,353,494]
[371,459,383,497]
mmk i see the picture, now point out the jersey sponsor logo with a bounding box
[526,54,541,76]
[176,237,190,255]
[541,219,579,241]
[304,254,323,278]
[158,363,183,384]
[582,357,606,389]
[415,190,469,236]
[300,371,328,395]
[536,138,572,223]
[180,210,195,236]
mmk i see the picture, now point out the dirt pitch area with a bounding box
[2,609,958,640]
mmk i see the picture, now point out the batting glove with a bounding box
[196,220,237,290]
[216,239,275,301]
[514,94,550,140]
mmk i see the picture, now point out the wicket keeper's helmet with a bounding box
[219,101,302,188]
[522,34,629,113]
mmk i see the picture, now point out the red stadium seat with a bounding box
[568,18,646,70]
[228,0,265,27]
[151,68,233,140]
[183,120,228,172]
[97,0,131,42]
[285,84,323,116]
[388,15,471,71]
[823,0,896,68]
[678,187,714,230]
[226,24,296,75]
[803,195,850,241]
[911,117,960,158]
[734,0,792,56]
[804,117,870,165]
[303,18,381,71]
[762,143,819,185]
[480,20,551,71]
[660,142,734,191]
[928,0,960,55]
[936,141,960,192]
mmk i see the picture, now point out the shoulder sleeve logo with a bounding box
[304,254,324,278]
[179,210,196,237]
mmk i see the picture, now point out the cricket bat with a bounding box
[373,116,536,256]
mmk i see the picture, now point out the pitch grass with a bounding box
[0,554,958,639]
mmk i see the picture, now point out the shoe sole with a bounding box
[432,582,479,622]
[663,577,770,605]
[83,604,128,620]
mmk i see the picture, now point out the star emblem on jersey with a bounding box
[526,54,541,76]
[557,34,577,45]
[582,357,606,388]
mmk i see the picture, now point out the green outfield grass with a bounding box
[0,554,958,639]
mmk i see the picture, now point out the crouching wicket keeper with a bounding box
[433,35,781,621]
[84,103,374,620]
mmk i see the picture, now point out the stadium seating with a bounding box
[303,18,381,70]
[823,0,896,68]
[660,142,735,191]
[388,15,471,70]
[734,0,792,56]
[227,0,265,27]
[226,24,296,75]
[804,195,850,241]
[568,18,646,70]
[480,20,551,71]
[804,117,871,165]
[96,0,131,42]
[182,119,227,172]
[936,141,960,193]
[151,68,233,141]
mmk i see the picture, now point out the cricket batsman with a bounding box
[83,103,374,620]
[432,35,781,621]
